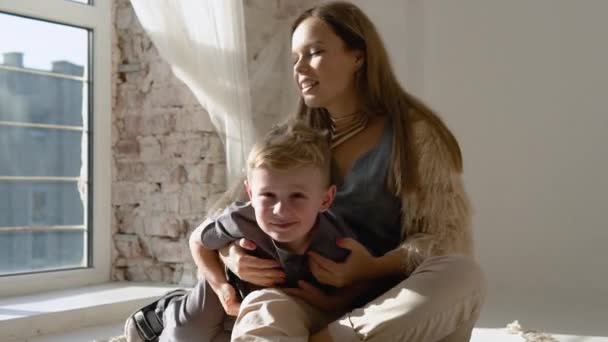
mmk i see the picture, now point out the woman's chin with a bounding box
[302,95,324,108]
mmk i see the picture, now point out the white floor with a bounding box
[23,287,608,342]
[471,287,608,342]
[29,322,124,342]
[25,322,608,342]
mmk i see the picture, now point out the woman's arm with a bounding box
[396,119,474,275]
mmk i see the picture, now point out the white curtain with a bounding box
[130,0,256,184]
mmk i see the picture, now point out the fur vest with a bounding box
[397,115,474,275]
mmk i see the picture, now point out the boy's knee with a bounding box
[241,288,289,307]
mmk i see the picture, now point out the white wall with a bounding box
[346,0,408,90]
[422,0,608,333]
[353,0,608,334]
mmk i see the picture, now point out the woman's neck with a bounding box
[330,111,364,132]
[325,94,360,122]
[329,109,369,149]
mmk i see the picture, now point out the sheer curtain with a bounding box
[130,0,255,184]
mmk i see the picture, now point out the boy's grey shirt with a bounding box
[199,201,356,290]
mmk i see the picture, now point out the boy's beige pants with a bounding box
[232,255,486,342]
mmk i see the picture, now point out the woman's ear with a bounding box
[354,50,365,70]
[320,184,337,211]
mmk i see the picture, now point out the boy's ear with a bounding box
[244,179,252,200]
[320,184,337,211]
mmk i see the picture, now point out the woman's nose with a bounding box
[293,57,309,74]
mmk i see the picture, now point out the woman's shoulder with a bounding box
[407,108,462,185]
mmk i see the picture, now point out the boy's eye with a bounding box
[291,193,307,199]
[260,192,275,198]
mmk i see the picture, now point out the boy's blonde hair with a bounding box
[247,120,331,185]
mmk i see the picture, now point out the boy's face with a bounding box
[245,165,335,246]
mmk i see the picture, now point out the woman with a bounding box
[126,2,485,342]
[222,2,485,341]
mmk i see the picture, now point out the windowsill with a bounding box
[0,282,178,342]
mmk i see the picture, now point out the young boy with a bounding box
[127,120,362,342]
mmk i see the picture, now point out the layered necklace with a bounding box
[330,112,369,149]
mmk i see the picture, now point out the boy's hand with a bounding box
[210,282,241,316]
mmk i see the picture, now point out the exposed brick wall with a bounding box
[111,0,317,283]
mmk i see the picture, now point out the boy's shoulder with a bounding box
[320,209,356,235]
[214,200,254,223]
[200,201,262,250]
[311,210,357,262]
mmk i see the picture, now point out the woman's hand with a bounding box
[308,238,378,287]
[283,281,350,315]
[219,238,286,287]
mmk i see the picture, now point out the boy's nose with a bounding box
[273,201,288,216]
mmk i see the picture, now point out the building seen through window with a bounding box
[0,49,89,275]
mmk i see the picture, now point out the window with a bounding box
[0,0,110,296]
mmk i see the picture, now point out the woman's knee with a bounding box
[334,255,486,341]
[416,254,487,299]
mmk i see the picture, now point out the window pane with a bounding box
[0,12,88,126]
[0,230,86,275]
[0,181,85,227]
[0,69,87,126]
[0,13,90,276]
[0,12,88,75]
[0,126,84,177]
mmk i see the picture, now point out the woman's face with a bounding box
[291,17,362,116]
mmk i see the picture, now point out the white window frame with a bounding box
[0,0,111,297]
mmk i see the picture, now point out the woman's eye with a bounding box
[310,50,323,56]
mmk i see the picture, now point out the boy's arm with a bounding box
[189,220,229,285]
[190,202,253,275]
[189,220,241,316]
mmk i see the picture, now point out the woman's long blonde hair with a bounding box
[292,1,463,197]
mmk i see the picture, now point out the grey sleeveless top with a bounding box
[330,120,403,257]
